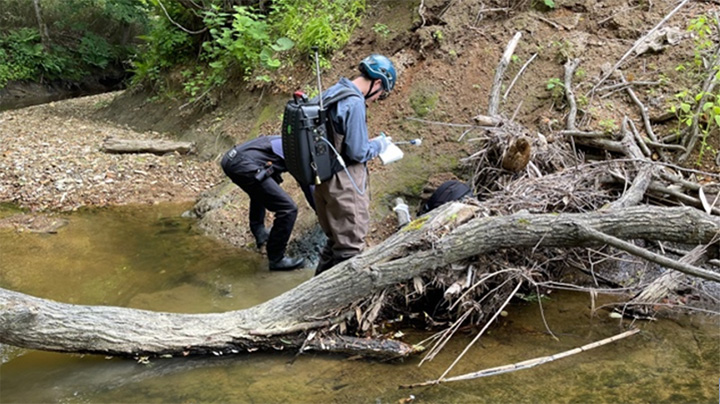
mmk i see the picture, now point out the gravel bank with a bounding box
[0,92,223,212]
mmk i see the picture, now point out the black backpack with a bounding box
[281,88,359,186]
[418,180,472,215]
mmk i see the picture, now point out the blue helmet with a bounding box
[359,54,397,93]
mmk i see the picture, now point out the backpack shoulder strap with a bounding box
[322,87,361,107]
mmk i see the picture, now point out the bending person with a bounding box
[221,135,314,271]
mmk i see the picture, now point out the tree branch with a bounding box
[589,0,691,94]
[579,225,720,282]
[488,32,522,116]
[564,58,581,131]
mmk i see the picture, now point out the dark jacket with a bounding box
[223,136,286,181]
[223,135,315,210]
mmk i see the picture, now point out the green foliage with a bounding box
[373,23,390,38]
[665,13,720,164]
[546,77,565,101]
[577,94,588,108]
[130,1,191,87]
[0,28,43,86]
[598,118,618,134]
[0,0,149,88]
[550,39,573,63]
[204,6,294,73]
[687,14,716,70]
[0,28,78,86]
[181,4,295,97]
[203,5,272,80]
[669,88,720,164]
[78,32,112,69]
[271,0,365,56]
[532,0,556,11]
[134,0,365,98]
[574,67,586,80]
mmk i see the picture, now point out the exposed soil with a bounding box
[1,0,718,252]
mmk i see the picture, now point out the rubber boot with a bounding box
[255,227,270,248]
[269,256,304,271]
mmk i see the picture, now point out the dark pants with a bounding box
[222,165,297,262]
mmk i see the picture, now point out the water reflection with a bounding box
[0,204,717,403]
[0,203,311,311]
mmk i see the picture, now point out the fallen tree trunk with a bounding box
[101,137,195,155]
[1,205,718,358]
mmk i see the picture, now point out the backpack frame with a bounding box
[281,88,358,186]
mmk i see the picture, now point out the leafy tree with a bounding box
[0,0,149,88]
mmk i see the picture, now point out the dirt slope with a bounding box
[183,0,718,252]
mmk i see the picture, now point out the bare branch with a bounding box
[564,58,581,131]
[157,0,208,35]
[579,225,720,282]
[620,73,664,161]
[488,32,522,116]
[503,53,538,101]
[589,0,691,94]
[401,329,640,388]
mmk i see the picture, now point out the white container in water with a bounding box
[393,197,411,227]
[379,142,404,165]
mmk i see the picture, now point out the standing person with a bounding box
[221,135,314,271]
[314,54,397,276]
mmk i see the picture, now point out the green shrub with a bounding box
[0,0,148,89]
[666,13,720,164]
[131,15,191,87]
[78,32,112,69]
[271,0,365,56]
[133,0,365,98]
[0,28,46,84]
[670,88,720,164]
[546,77,565,102]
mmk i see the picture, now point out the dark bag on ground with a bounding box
[282,89,358,187]
[418,180,472,215]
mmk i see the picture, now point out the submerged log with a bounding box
[101,137,194,155]
[0,204,718,358]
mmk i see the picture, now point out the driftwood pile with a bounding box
[389,14,720,384]
[399,5,719,383]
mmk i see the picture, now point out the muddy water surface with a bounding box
[0,204,717,403]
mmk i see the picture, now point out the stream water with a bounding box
[0,204,717,403]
